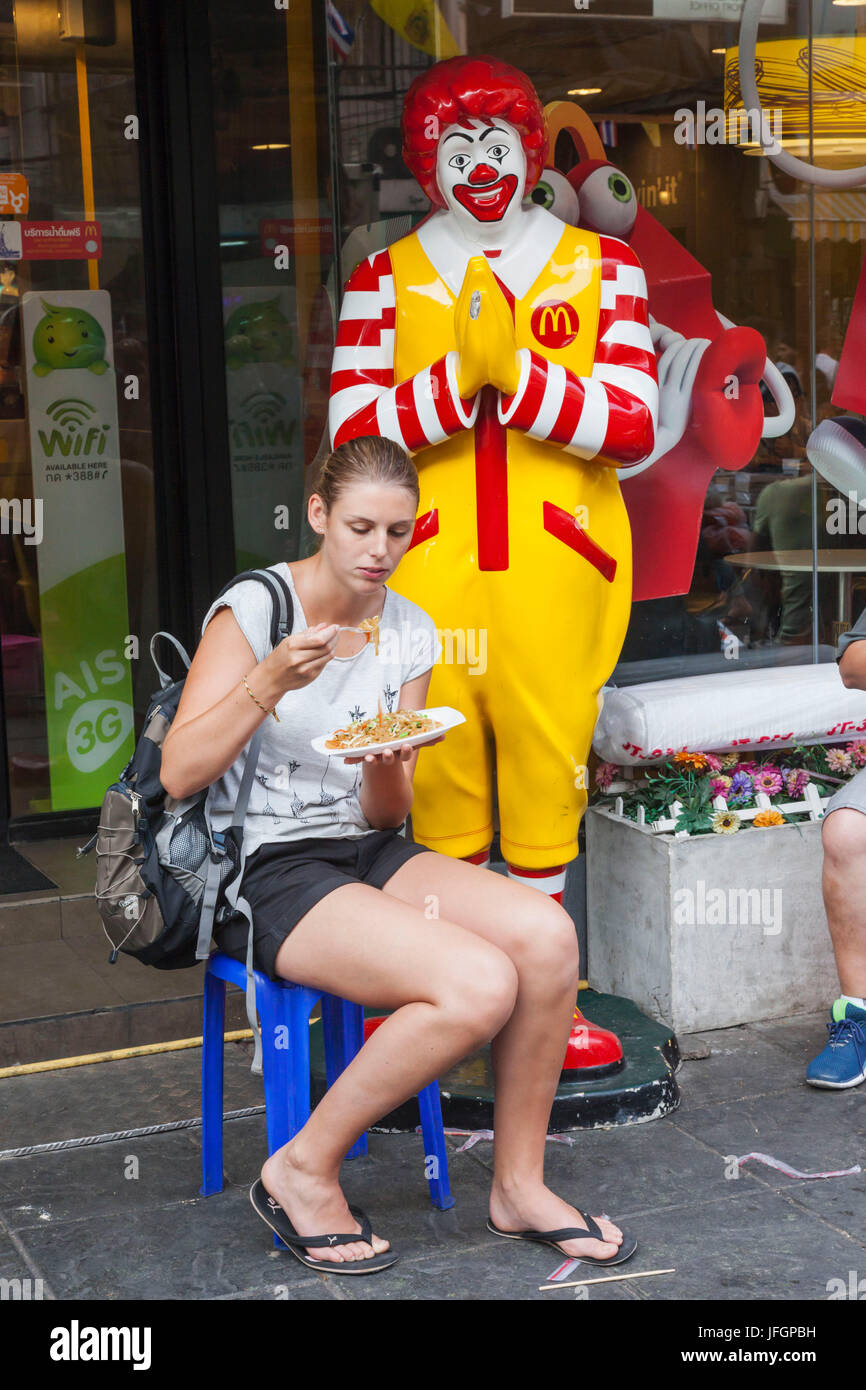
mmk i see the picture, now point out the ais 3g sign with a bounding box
[22,289,135,810]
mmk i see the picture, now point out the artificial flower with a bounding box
[705,753,723,772]
[719,753,739,769]
[594,761,619,791]
[784,768,810,798]
[753,767,783,795]
[826,748,853,774]
[728,770,754,808]
[712,810,740,834]
[846,740,866,769]
[753,809,785,828]
[673,750,708,771]
[709,775,732,801]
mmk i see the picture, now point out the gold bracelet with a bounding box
[242,675,280,722]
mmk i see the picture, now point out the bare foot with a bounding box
[489,1180,624,1261]
[261,1143,391,1265]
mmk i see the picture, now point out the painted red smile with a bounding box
[453,173,519,223]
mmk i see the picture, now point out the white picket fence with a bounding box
[603,779,829,839]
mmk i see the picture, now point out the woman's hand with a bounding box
[353,734,445,829]
[264,622,339,694]
[344,745,413,767]
[344,733,445,766]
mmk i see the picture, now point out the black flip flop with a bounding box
[487,1208,637,1267]
[249,1179,399,1275]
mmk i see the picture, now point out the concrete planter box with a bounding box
[585,805,838,1033]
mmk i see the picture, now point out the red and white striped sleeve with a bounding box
[328,248,480,453]
[497,235,658,470]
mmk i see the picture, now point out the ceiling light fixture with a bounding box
[725,36,866,154]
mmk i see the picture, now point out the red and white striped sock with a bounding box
[505,863,567,904]
[462,849,491,868]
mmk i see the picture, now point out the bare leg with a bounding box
[822,809,866,995]
[382,851,624,1260]
[505,858,623,1065]
[260,882,519,1265]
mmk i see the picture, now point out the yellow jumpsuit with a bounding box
[386,223,635,869]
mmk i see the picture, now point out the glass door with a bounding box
[0,0,159,819]
[208,0,334,571]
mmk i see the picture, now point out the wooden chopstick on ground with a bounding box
[539,1267,676,1291]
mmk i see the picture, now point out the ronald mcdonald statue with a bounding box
[328,55,659,1076]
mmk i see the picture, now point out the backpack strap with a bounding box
[211,566,293,651]
[205,729,265,1071]
[196,722,264,945]
[150,632,192,691]
[195,567,294,1075]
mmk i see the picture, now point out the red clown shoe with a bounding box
[562,1004,625,1079]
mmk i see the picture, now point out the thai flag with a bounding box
[598,120,617,148]
[327,1,354,60]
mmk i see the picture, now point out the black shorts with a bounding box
[213,827,434,982]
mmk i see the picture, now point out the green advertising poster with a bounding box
[22,290,135,810]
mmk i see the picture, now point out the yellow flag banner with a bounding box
[369,0,461,58]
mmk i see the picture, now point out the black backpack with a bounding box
[78,567,293,972]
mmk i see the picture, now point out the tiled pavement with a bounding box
[1,1010,864,1302]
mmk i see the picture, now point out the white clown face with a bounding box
[435,117,527,234]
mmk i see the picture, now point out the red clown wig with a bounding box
[401,55,547,209]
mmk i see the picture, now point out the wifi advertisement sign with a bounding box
[223,286,304,571]
[230,390,294,451]
[39,398,110,464]
[22,289,135,810]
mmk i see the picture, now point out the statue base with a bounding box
[308,989,680,1133]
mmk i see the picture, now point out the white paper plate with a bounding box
[311,706,465,759]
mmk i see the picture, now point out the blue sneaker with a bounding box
[806,1000,866,1089]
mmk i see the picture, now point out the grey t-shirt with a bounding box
[200,563,443,856]
[837,605,866,664]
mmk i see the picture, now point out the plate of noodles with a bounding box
[311,706,465,759]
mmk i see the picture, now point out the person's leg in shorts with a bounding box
[252,847,519,1267]
[376,834,631,1263]
[807,767,866,1087]
[258,831,628,1270]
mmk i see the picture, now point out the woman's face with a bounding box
[312,481,417,588]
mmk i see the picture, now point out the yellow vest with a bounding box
[384,222,636,865]
[387,220,633,694]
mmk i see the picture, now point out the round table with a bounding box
[724,549,866,628]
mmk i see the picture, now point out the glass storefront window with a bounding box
[0,0,158,816]
[209,0,333,573]
[327,0,866,683]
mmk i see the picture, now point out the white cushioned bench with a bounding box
[593,662,866,767]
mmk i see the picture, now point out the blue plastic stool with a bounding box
[201,951,455,1247]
